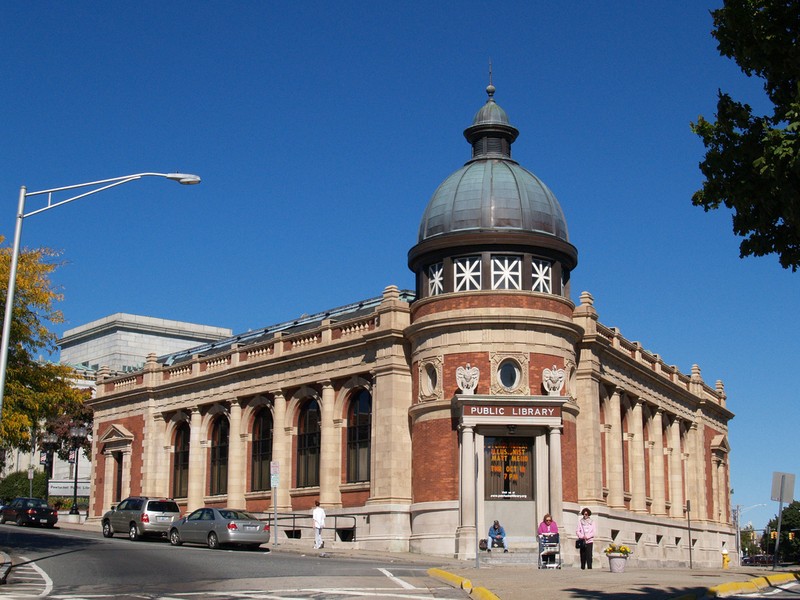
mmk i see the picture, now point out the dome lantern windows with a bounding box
[454,256,482,291]
[491,256,522,290]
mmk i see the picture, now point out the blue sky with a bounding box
[1,2,796,531]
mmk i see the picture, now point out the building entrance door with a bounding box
[483,436,536,540]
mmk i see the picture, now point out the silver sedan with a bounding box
[169,507,270,550]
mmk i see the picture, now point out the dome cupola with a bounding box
[408,84,578,301]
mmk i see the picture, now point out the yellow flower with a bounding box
[604,543,632,556]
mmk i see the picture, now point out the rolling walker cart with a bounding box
[538,533,561,569]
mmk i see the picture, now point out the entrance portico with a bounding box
[454,395,566,559]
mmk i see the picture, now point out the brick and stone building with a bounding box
[85,84,734,567]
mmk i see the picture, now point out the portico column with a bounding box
[548,426,563,521]
[103,450,115,511]
[226,400,245,508]
[456,424,477,559]
[535,429,549,521]
[630,399,647,513]
[187,407,205,512]
[319,381,340,507]
[668,418,684,518]
[650,409,667,516]
[607,388,625,509]
[270,391,292,511]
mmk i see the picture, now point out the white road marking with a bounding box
[378,568,417,590]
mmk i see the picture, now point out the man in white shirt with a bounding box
[312,500,326,549]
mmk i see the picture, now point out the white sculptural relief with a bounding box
[456,363,480,395]
[542,365,565,396]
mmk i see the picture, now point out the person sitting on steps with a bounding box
[487,520,509,553]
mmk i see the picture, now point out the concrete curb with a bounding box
[427,568,500,600]
[708,571,800,598]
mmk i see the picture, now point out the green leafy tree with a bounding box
[763,500,800,562]
[0,236,89,457]
[691,0,800,271]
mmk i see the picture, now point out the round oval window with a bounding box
[498,360,520,390]
[423,363,438,395]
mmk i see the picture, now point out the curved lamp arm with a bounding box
[0,171,201,421]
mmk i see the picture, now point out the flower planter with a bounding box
[607,553,628,573]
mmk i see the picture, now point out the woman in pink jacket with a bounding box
[575,507,595,569]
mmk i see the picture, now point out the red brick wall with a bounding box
[412,293,574,320]
[561,417,578,503]
[342,489,370,507]
[412,417,458,503]
[93,415,145,515]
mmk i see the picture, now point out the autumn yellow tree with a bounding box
[0,235,88,455]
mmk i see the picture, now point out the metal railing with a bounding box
[259,511,358,542]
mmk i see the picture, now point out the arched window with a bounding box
[347,389,372,483]
[251,408,273,491]
[296,399,320,488]
[210,417,229,495]
[173,422,190,498]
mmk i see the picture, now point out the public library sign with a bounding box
[463,404,560,417]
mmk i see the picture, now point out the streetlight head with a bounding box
[166,173,201,185]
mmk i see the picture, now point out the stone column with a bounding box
[150,414,168,498]
[630,399,647,513]
[456,424,477,559]
[687,421,707,521]
[187,407,205,512]
[711,456,721,522]
[271,391,292,511]
[535,429,550,521]
[650,410,667,516]
[607,388,625,509]
[103,450,115,511]
[319,381,340,507]
[548,426,564,521]
[668,418,684,518]
[718,458,728,523]
[226,400,245,509]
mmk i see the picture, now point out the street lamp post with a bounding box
[41,431,59,502]
[0,172,201,422]
[69,424,88,516]
[734,503,766,564]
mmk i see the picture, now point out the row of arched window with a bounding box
[171,389,373,498]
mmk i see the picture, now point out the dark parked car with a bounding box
[102,496,181,540]
[169,507,270,549]
[0,497,58,528]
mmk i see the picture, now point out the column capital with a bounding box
[319,379,334,390]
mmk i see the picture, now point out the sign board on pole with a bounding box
[771,472,795,503]
[270,461,280,475]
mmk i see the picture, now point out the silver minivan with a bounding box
[102,497,181,540]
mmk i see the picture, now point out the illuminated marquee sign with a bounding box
[463,404,560,418]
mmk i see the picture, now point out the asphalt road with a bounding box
[0,524,467,599]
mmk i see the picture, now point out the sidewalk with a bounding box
[51,519,795,599]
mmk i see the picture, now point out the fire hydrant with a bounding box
[722,548,730,569]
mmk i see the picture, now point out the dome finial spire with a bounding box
[487,59,496,99]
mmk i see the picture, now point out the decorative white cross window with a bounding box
[428,262,444,296]
[532,258,552,293]
[491,256,522,290]
[454,257,482,291]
